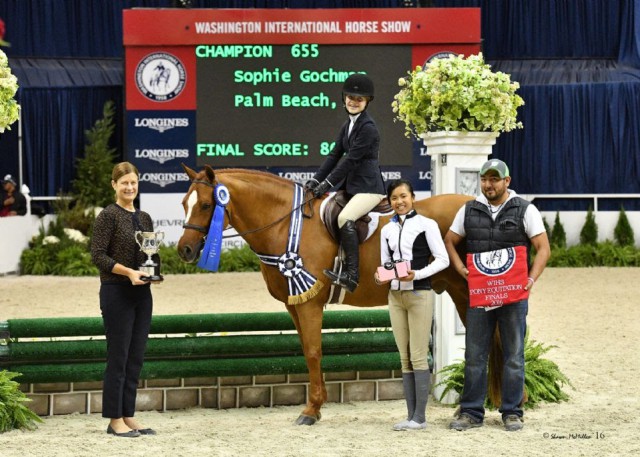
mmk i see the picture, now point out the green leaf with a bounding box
[0,370,43,433]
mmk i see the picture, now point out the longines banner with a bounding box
[124,7,480,196]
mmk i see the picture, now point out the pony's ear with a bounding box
[182,163,198,180]
[204,165,216,183]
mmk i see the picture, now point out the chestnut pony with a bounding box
[177,165,505,425]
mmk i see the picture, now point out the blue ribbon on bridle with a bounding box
[197,184,230,272]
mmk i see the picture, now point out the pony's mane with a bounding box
[215,168,295,187]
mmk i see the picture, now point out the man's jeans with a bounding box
[459,300,528,421]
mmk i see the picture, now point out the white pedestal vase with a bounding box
[421,131,499,404]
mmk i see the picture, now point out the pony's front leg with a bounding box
[289,301,327,425]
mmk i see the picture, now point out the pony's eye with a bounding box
[201,203,213,210]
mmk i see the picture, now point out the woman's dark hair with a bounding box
[386,179,415,202]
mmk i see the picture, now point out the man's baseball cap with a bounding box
[480,159,510,178]
[2,174,17,186]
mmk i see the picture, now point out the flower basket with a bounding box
[0,49,20,133]
[392,53,524,139]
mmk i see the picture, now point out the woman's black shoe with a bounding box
[106,424,141,437]
[135,428,157,435]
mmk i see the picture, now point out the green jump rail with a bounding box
[0,310,400,384]
[0,310,391,338]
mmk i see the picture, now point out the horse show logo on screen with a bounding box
[424,50,457,68]
[472,247,516,276]
[135,52,186,102]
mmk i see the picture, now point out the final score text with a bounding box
[197,141,336,157]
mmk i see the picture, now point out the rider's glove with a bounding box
[312,180,332,198]
[304,178,320,192]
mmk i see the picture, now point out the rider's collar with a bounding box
[391,209,417,223]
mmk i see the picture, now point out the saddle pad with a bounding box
[319,193,387,243]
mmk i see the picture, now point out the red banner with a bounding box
[123,8,480,46]
[467,246,530,308]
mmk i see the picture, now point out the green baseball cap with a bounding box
[480,159,510,178]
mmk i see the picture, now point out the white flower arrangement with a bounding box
[392,53,524,139]
[42,236,60,245]
[0,49,20,133]
[63,228,88,244]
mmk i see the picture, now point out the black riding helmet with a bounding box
[342,73,374,101]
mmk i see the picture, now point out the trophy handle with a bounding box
[134,231,144,248]
[156,231,165,243]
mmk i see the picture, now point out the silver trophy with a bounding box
[134,230,165,281]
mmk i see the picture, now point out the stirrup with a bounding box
[323,269,358,293]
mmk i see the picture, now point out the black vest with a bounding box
[464,197,531,254]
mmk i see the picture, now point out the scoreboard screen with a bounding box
[195,44,410,167]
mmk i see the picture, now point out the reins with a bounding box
[183,178,316,239]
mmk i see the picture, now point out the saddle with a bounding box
[319,191,392,244]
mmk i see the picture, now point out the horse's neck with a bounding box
[220,171,294,252]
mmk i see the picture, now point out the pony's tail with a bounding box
[487,330,503,408]
[288,280,325,305]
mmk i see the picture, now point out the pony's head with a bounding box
[177,164,226,263]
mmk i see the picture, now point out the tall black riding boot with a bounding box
[324,220,359,293]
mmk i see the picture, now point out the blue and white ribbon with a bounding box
[197,184,230,272]
[255,184,319,300]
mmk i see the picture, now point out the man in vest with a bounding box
[444,158,550,432]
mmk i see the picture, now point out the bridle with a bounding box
[182,179,316,239]
[181,179,220,234]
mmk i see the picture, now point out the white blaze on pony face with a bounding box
[184,189,199,225]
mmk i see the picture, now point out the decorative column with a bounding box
[421,131,499,403]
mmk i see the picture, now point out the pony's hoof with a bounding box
[294,414,319,426]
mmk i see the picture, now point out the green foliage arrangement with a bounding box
[434,359,464,403]
[0,370,43,433]
[0,49,20,133]
[579,207,598,246]
[523,335,573,407]
[548,242,640,267]
[21,238,260,276]
[614,206,635,247]
[435,330,573,409]
[51,197,95,236]
[392,53,524,139]
[20,220,97,276]
[550,212,567,248]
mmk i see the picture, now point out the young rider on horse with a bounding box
[305,73,386,293]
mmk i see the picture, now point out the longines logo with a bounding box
[277,172,315,183]
[134,118,189,133]
[140,172,190,188]
[135,149,190,164]
[381,171,401,180]
[135,52,186,102]
[472,248,516,276]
